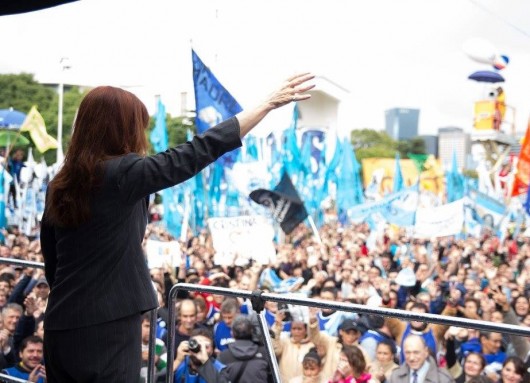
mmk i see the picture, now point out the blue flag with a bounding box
[393,152,404,193]
[162,187,183,238]
[282,104,302,177]
[192,50,243,166]
[149,98,168,153]
[446,150,464,203]
[336,139,364,222]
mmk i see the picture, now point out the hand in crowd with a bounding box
[24,295,37,317]
[275,309,286,326]
[308,306,319,324]
[28,364,46,383]
[0,329,9,352]
[492,288,510,312]
[174,340,191,371]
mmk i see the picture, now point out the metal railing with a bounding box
[166,282,530,383]
[0,257,159,383]
[0,373,30,383]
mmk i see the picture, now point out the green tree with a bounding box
[350,128,427,161]
[350,129,397,160]
[0,73,55,113]
[0,73,89,163]
[397,137,426,157]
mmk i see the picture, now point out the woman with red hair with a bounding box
[40,73,314,382]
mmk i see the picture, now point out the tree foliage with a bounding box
[350,128,426,161]
[0,73,88,163]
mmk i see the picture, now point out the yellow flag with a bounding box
[20,106,58,153]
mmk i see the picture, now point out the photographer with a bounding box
[217,315,272,382]
[174,328,225,383]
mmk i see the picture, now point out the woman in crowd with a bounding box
[273,310,315,382]
[369,340,398,383]
[329,345,374,383]
[499,356,526,383]
[511,296,530,322]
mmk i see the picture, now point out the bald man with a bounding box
[163,299,205,357]
[388,335,454,383]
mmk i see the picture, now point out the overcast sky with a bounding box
[1,0,529,137]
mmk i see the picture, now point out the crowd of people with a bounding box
[1,212,530,383]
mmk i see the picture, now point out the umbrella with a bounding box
[0,108,27,130]
[0,131,30,147]
[468,70,505,83]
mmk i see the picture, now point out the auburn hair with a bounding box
[46,86,149,227]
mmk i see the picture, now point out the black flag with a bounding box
[250,172,308,234]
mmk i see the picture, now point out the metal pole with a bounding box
[0,257,44,269]
[57,57,70,163]
[0,372,31,382]
[256,311,282,383]
[165,292,177,383]
[147,308,158,383]
[169,283,530,337]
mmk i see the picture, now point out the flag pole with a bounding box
[306,215,322,244]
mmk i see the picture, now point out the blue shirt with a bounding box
[3,364,45,383]
[214,321,234,352]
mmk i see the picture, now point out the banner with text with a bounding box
[208,215,276,266]
[413,199,464,238]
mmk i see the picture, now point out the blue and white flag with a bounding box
[347,185,418,226]
[192,50,242,166]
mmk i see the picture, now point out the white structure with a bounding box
[297,76,351,137]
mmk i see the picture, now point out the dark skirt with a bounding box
[44,313,142,383]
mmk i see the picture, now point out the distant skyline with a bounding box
[0,0,529,137]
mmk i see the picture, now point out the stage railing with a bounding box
[166,283,530,383]
[0,373,30,383]
[0,257,159,383]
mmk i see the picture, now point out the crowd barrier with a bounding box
[0,374,30,383]
[0,257,158,383]
[165,282,530,383]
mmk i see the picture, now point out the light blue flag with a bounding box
[325,135,342,185]
[162,187,183,238]
[148,98,182,237]
[208,161,224,217]
[244,135,259,162]
[192,50,243,167]
[380,185,418,227]
[266,132,282,188]
[149,98,168,153]
[446,150,464,203]
[299,135,313,178]
[336,139,364,222]
[282,103,302,177]
[393,152,404,193]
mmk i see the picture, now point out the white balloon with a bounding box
[462,37,497,65]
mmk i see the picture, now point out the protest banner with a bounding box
[145,239,182,268]
[208,215,276,266]
[413,199,464,238]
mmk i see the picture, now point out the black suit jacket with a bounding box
[41,118,241,330]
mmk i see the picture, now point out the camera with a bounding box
[188,338,201,353]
